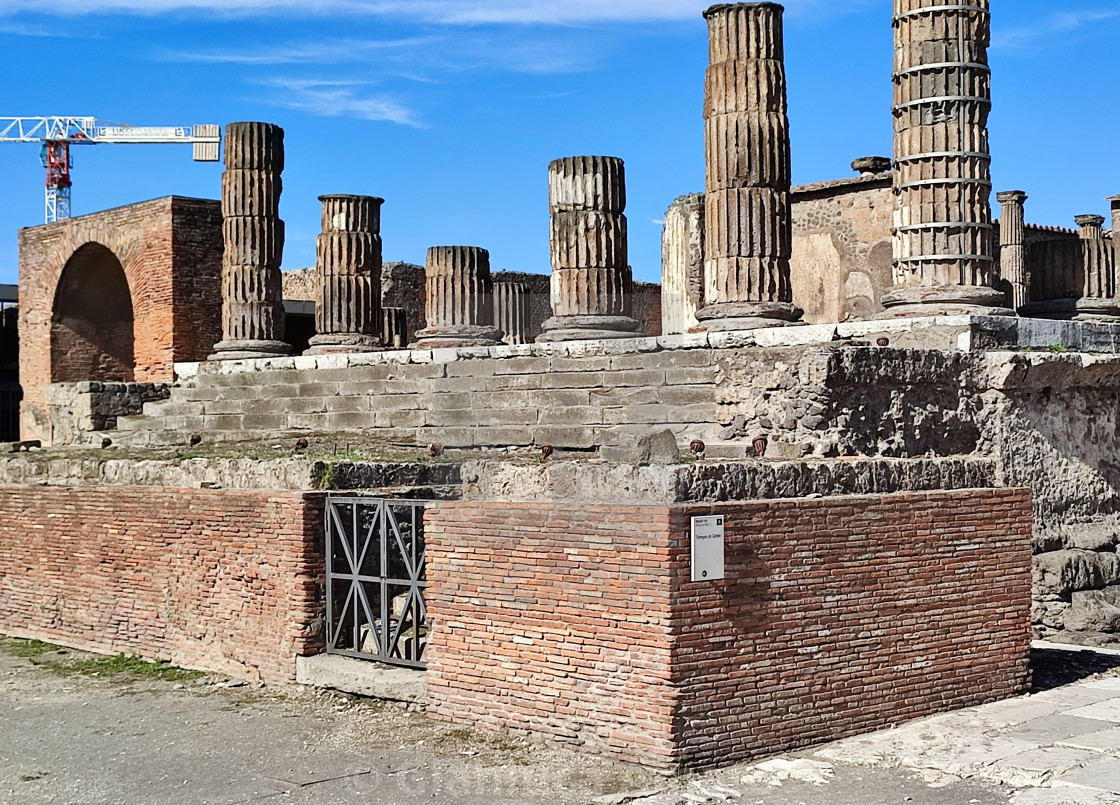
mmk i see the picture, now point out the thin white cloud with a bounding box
[254,78,422,127]
[161,36,436,66]
[162,32,601,76]
[1,0,868,24]
[993,8,1120,51]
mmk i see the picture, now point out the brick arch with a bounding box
[51,242,136,384]
[18,197,223,443]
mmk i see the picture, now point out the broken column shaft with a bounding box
[885,0,1010,316]
[494,279,532,345]
[412,246,503,348]
[997,191,1028,312]
[661,193,706,335]
[306,195,384,355]
[694,2,802,331]
[210,121,291,360]
[537,156,639,342]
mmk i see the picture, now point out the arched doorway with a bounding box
[50,243,135,383]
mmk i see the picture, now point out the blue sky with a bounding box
[0,0,1116,287]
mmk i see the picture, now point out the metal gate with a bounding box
[325,496,429,669]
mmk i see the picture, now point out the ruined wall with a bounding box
[45,381,170,446]
[18,197,222,444]
[0,485,324,684]
[425,490,1032,771]
[790,174,894,323]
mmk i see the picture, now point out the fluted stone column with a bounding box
[538,156,639,342]
[411,246,502,348]
[997,191,1028,312]
[494,280,531,345]
[305,195,384,355]
[661,193,706,335]
[695,3,802,331]
[1110,195,1120,242]
[885,0,1011,316]
[210,122,291,360]
[1023,214,1120,321]
[383,307,408,349]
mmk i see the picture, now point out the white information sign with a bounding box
[691,515,725,582]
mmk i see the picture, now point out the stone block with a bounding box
[1065,587,1120,632]
[599,429,680,466]
[665,367,720,386]
[529,426,600,450]
[323,412,377,431]
[537,406,603,427]
[548,356,615,373]
[422,392,473,411]
[602,404,677,426]
[239,414,290,431]
[1034,550,1120,598]
[611,368,668,388]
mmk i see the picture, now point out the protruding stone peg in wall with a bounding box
[537,155,639,342]
[305,194,385,355]
[411,246,503,348]
[210,121,292,360]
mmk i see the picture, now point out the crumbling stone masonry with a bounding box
[210,122,291,360]
[306,194,384,354]
[887,0,1009,316]
[412,246,502,348]
[538,156,639,342]
[695,2,801,332]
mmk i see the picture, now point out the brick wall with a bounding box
[19,196,222,444]
[0,486,324,684]
[425,489,1032,771]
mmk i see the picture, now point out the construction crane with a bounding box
[0,117,222,224]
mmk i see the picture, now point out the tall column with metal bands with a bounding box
[694,2,802,331]
[537,156,639,342]
[884,0,1011,316]
[997,191,1028,312]
[305,194,384,354]
[411,246,503,348]
[210,121,292,360]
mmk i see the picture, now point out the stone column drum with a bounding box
[997,191,1028,312]
[305,194,384,355]
[661,193,706,335]
[537,156,639,342]
[210,122,291,360]
[494,279,532,345]
[411,246,503,348]
[885,0,1010,316]
[695,3,802,331]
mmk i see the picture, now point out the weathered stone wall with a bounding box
[0,485,324,684]
[790,175,894,323]
[45,381,170,445]
[18,197,222,445]
[425,490,1032,771]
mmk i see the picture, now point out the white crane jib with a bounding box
[0,117,222,223]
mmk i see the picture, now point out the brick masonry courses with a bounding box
[0,485,324,685]
[18,196,223,445]
[424,489,1033,771]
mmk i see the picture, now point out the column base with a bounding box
[535,315,640,342]
[410,325,504,349]
[878,286,1014,318]
[208,339,292,361]
[1020,298,1120,323]
[304,334,383,355]
[693,302,803,332]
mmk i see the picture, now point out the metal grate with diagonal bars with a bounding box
[325,496,429,669]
